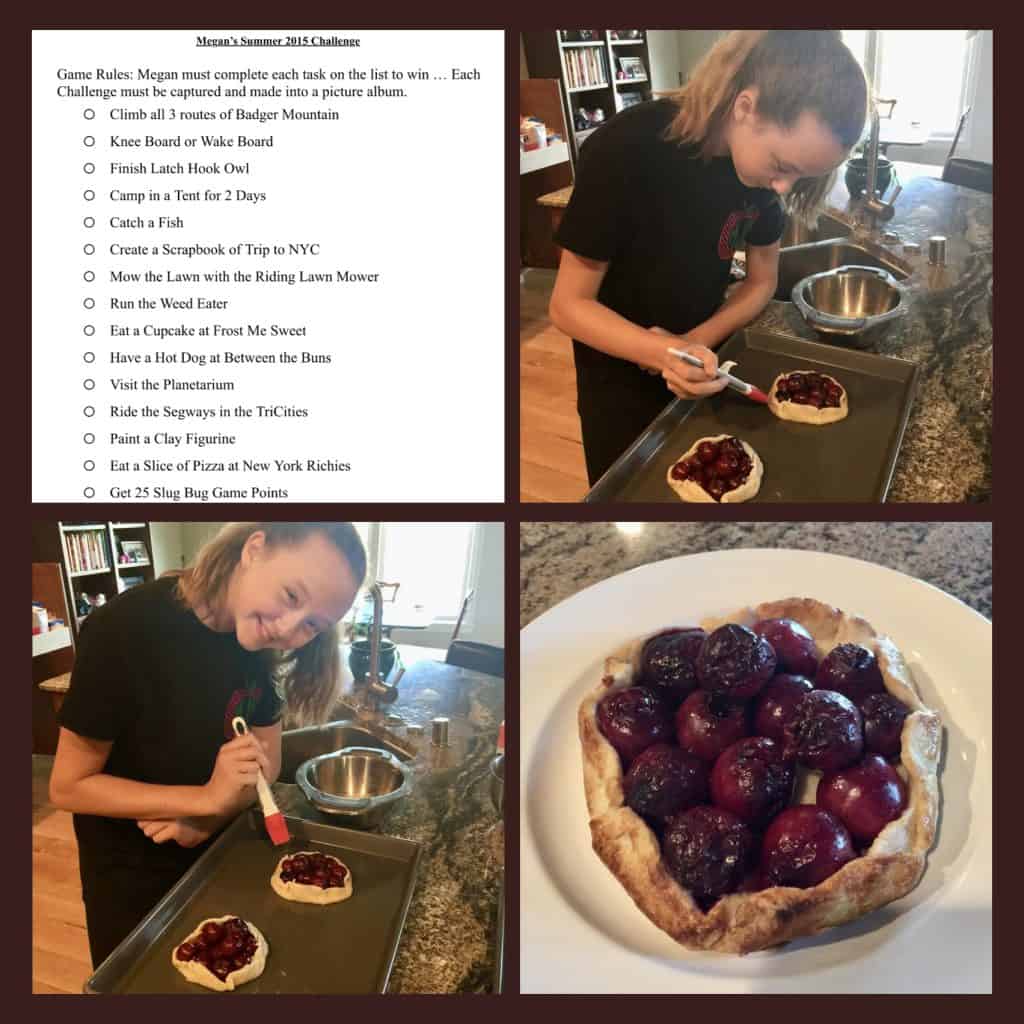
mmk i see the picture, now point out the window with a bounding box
[349,523,477,624]
[842,30,972,141]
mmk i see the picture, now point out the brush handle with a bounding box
[668,347,754,395]
[231,715,280,817]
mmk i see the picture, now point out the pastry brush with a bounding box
[669,347,770,404]
[232,716,290,846]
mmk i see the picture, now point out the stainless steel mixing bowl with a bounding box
[792,264,910,348]
[297,746,413,827]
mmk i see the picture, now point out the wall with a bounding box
[149,522,185,575]
[647,30,725,97]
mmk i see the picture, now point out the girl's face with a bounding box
[726,88,848,196]
[226,531,360,652]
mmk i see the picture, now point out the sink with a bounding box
[779,212,852,248]
[775,240,910,301]
[281,720,413,784]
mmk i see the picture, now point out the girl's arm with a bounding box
[49,726,270,819]
[687,241,780,349]
[549,249,727,399]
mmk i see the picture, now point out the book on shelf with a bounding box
[66,528,108,573]
[564,45,608,89]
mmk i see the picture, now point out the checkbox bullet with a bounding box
[84,189,95,201]
[84,379,95,390]
[84,352,95,363]
[83,162,95,174]
[83,459,95,471]
[83,487,95,498]
[84,243,95,255]
[84,217,95,228]
[84,270,95,282]
[84,298,95,309]
[84,406,95,417]
[83,432,95,443]
[83,325,95,337]
[83,136,95,147]
[84,108,95,120]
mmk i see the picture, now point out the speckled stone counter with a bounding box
[521,522,992,625]
[536,162,992,502]
[274,660,504,993]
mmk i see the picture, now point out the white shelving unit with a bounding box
[520,141,571,175]
[33,626,72,658]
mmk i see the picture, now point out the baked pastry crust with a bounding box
[767,371,848,425]
[171,915,268,991]
[578,597,941,954]
[271,850,353,904]
[666,435,763,503]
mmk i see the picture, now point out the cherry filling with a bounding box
[279,851,349,890]
[775,372,843,409]
[175,917,259,981]
[670,436,753,502]
[639,628,706,708]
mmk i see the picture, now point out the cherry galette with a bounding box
[172,915,268,991]
[271,850,353,904]
[667,434,763,503]
[578,597,940,953]
[768,371,848,425]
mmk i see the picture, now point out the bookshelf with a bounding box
[58,521,156,638]
[522,30,653,166]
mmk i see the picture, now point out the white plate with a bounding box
[520,549,992,993]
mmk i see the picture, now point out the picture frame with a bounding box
[620,93,643,110]
[617,55,646,79]
[120,539,149,563]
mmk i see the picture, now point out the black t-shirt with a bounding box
[58,577,282,888]
[555,99,785,387]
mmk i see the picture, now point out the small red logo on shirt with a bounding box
[224,688,263,738]
[718,206,760,259]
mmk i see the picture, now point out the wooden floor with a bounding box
[519,268,588,503]
[32,756,91,994]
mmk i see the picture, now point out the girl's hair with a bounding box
[662,31,868,225]
[170,522,367,725]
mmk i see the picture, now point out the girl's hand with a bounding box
[202,734,270,815]
[649,326,728,400]
[137,817,213,848]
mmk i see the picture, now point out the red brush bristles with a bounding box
[264,811,290,846]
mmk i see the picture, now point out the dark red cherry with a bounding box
[696,441,718,464]
[696,624,776,699]
[753,673,815,743]
[859,692,910,759]
[761,806,856,888]
[596,686,673,763]
[661,805,755,911]
[201,922,224,945]
[705,478,727,501]
[176,942,196,962]
[623,743,709,822]
[709,737,795,827]
[675,690,750,762]
[783,690,863,773]
[815,643,885,703]
[817,754,908,843]
[213,959,231,979]
[639,628,706,707]
[751,618,819,676]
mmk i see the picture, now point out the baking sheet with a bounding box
[85,811,421,993]
[585,328,919,503]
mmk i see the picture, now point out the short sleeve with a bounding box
[249,666,283,728]
[746,193,785,247]
[57,608,139,742]
[554,121,636,261]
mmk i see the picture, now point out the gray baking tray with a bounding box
[85,810,421,993]
[585,327,919,503]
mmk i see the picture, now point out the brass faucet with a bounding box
[858,99,904,235]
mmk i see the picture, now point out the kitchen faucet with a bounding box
[356,582,401,713]
[858,98,904,235]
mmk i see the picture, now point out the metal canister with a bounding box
[928,236,947,266]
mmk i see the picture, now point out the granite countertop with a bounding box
[536,162,992,501]
[520,522,992,625]
[279,660,505,993]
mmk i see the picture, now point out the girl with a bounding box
[49,522,367,968]
[549,30,868,485]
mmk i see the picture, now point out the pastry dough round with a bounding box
[666,434,763,503]
[171,915,268,991]
[768,371,849,425]
[578,597,941,954]
[270,850,353,904]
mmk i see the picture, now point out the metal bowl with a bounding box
[792,264,909,348]
[489,753,504,816]
[297,746,413,828]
